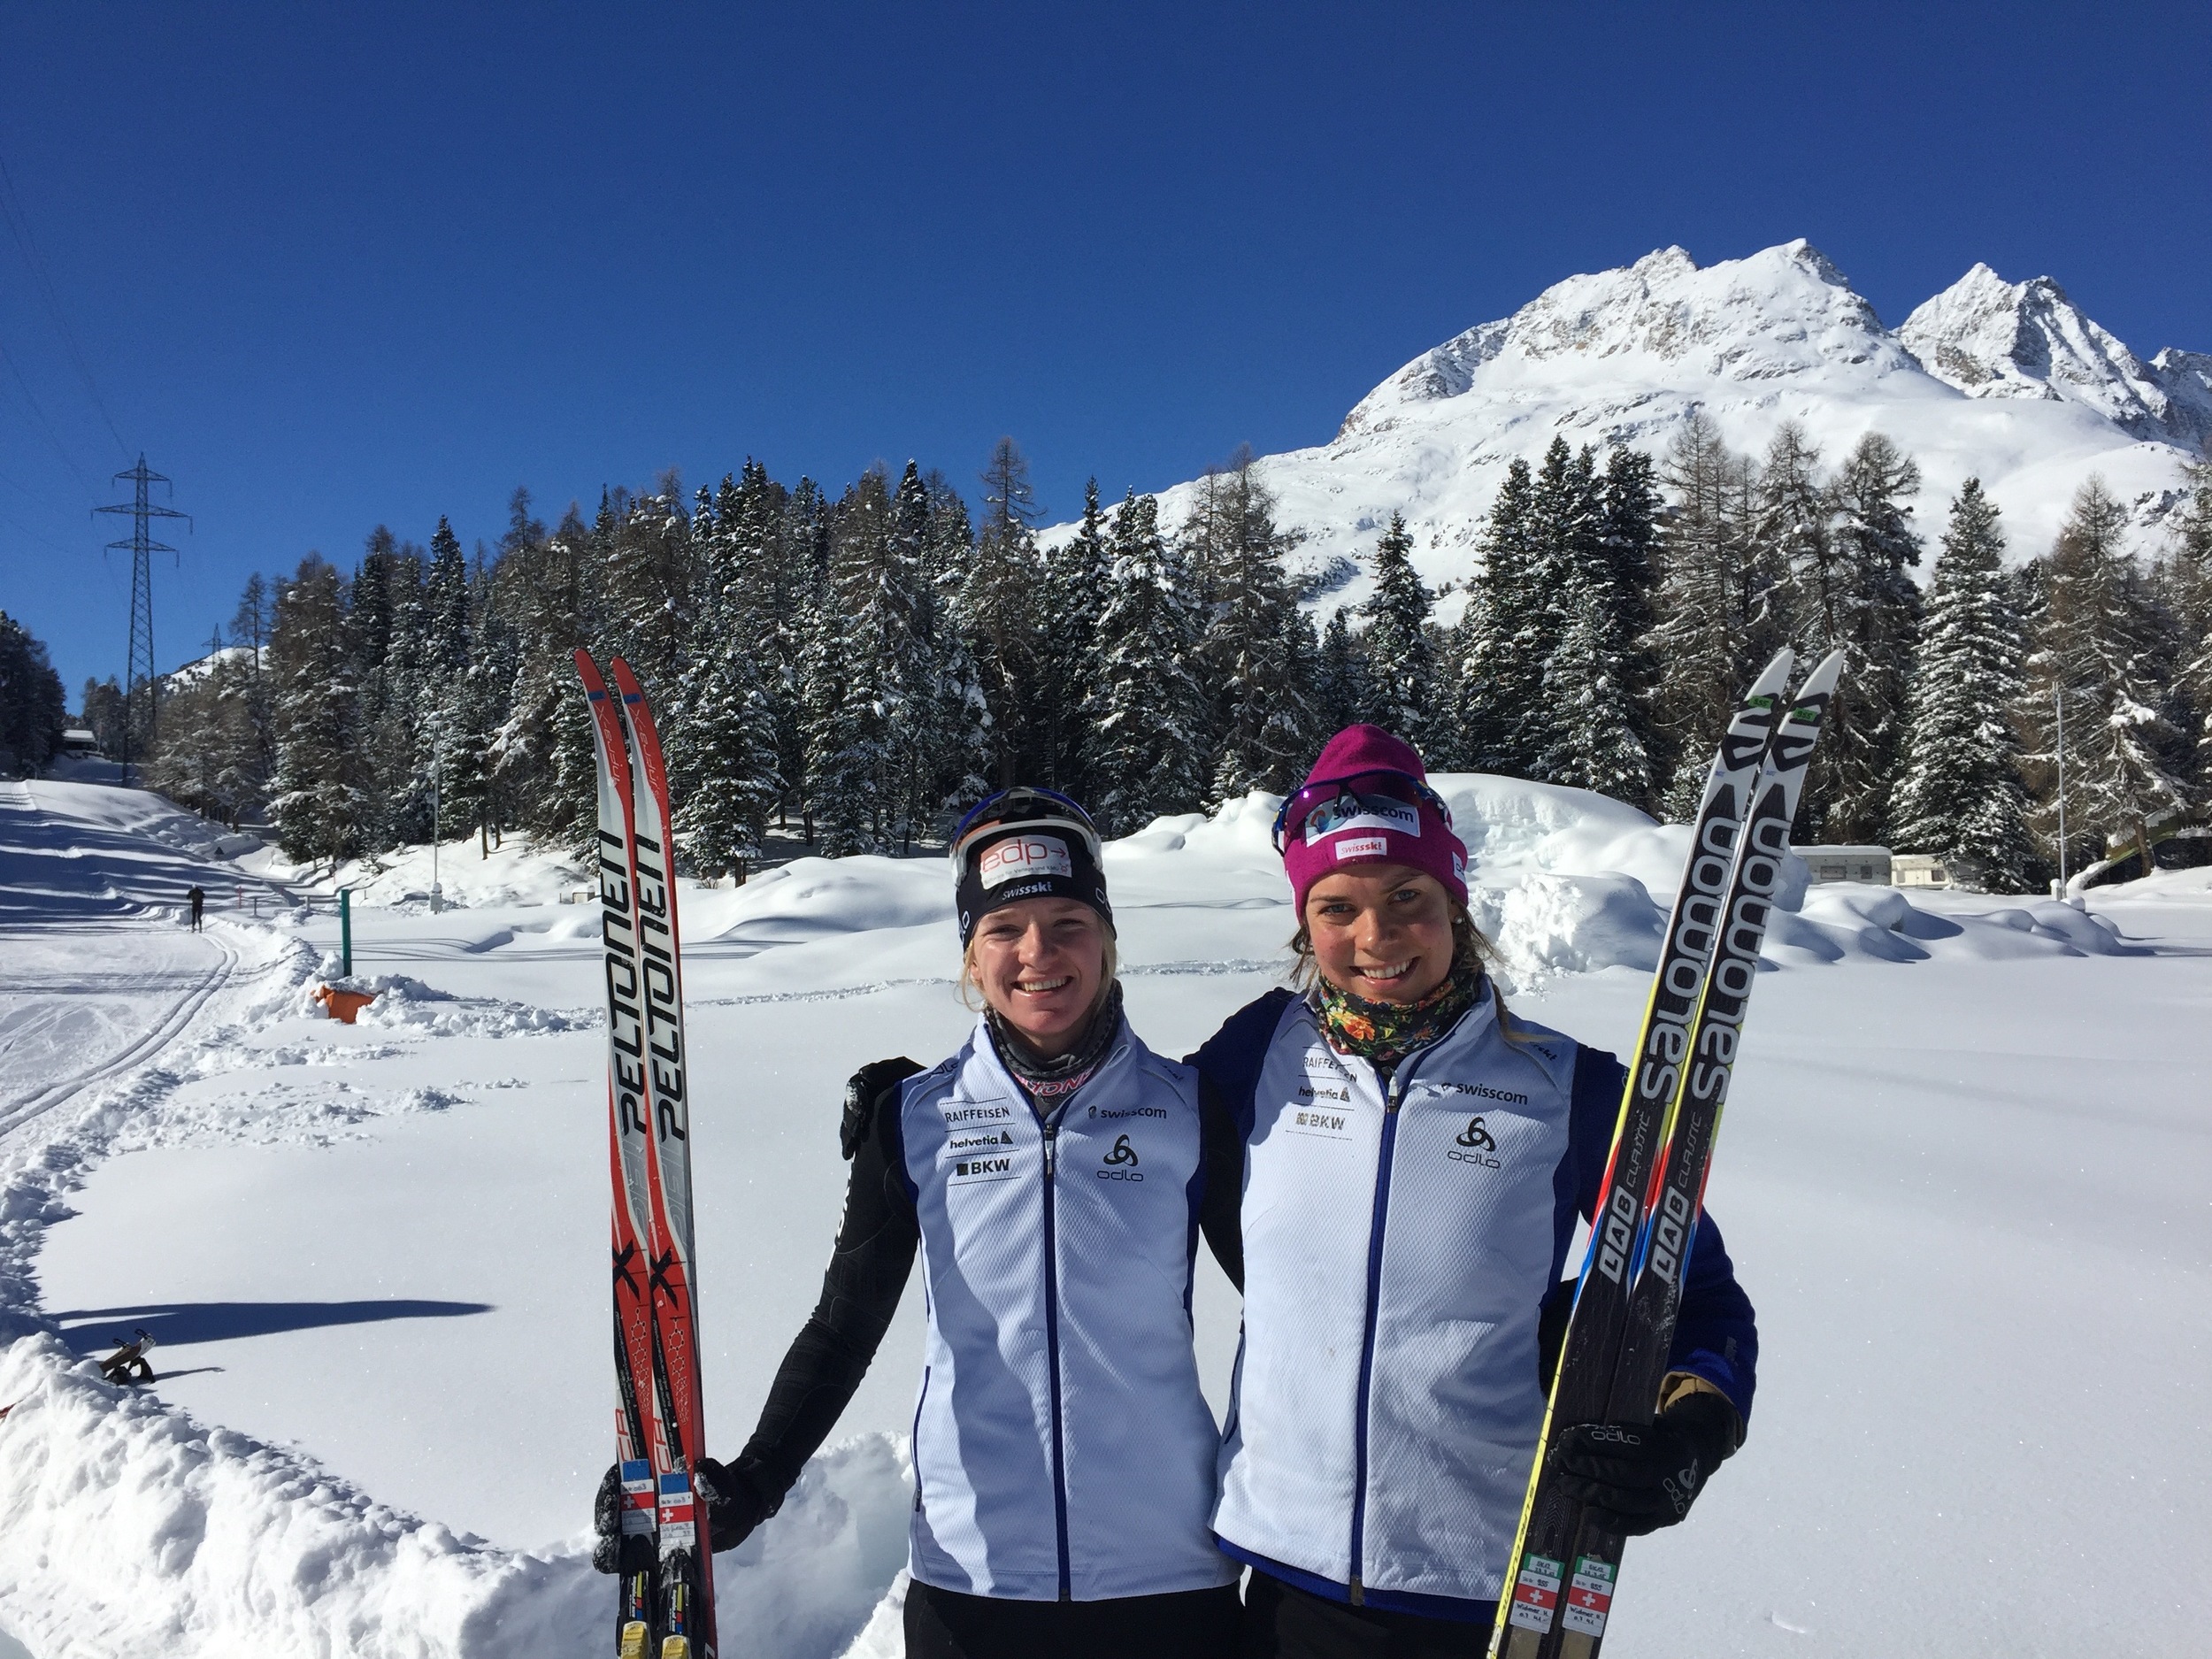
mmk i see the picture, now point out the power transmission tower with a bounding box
[96,456,190,785]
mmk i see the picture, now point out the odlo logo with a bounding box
[1448,1115,1501,1169]
[1098,1133,1143,1182]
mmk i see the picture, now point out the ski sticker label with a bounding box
[1563,1554,1617,1636]
[657,1471,698,1549]
[620,1458,657,1535]
[979,833,1071,887]
[1508,1553,1564,1632]
[1333,834,1390,861]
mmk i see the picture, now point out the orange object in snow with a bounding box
[314,984,378,1024]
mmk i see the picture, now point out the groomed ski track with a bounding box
[0,926,239,1139]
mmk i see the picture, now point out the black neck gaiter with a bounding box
[987,980,1125,1110]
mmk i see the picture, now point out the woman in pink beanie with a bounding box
[1188,726,1759,1656]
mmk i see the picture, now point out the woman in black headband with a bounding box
[597,787,1246,1659]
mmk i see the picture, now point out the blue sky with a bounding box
[3,2,2208,698]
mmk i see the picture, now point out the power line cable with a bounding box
[0,504,80,557]
[0,456,71,506]
[0,332,97,496]
[0,149,130,460]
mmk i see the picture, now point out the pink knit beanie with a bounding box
[1279,725,1468,918]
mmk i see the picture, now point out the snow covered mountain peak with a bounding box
[1341,240,1908,441]
[1056,240,2206,616]
[1898,264,2211,448]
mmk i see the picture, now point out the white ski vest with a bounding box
[1213,986,1580,1606]
[897,1014,1238,1601]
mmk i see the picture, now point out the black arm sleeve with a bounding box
[732,1075,921,1513]
[1196,1076,1244,1293]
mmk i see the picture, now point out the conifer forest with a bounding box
[76,422,2212,895]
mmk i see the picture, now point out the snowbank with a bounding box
[0,1334,595,1659]
[0,1329,906,1659]
[250,835,589,910]
[302,972,594,1037]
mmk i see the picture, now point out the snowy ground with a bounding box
[0,775,2206,1656]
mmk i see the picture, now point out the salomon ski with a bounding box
[1488,649,1793,1654]
[609,657,717,1659]
[578,649,667,1659]
[1495,651,1844,1659]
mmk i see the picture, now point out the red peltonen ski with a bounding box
[580,650,717,1659]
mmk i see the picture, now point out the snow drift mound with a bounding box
[687,854,956,949]
[0,1333,595,1659]
[0,1334,907,1659]
[649,778,2124,987]
[255,836,589,910]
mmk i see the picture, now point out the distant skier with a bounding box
[594,787,1246,1659]
[1187,726,1759,1655]
[187,885,204,931]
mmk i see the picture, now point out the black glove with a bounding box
[591,1462,646,1574]
[1550,1389,1740,1537]
[693,1455,771,1552]
[841,1056,924,1159]
[592,1456,772,1571]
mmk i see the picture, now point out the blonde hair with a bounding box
[959,911,1119,1013]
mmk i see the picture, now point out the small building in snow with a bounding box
[1891,853,1954,889]
[1801,844,1892,885]
[59,728,98,757]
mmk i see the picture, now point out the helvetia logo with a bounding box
[1448,1114,1501,1168]
[1098,1133,1143,1181]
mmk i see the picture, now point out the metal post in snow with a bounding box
[430,764,443,914]
[339,887,353,978]
[2055,685,2068,899]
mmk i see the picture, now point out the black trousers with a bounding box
[904,1578,1242,1659]
[1240,1571,1496,1659]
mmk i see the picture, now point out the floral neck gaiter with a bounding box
[1313,948,1486,1079]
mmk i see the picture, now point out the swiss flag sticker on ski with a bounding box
[1561,1554,1616,1637]
[1508,1553,1565,1632]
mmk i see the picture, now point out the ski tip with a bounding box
[606,657,649,708]
[1748,648,1796,698]
[618,1621,650,1659]
[1791,649,1847,705]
